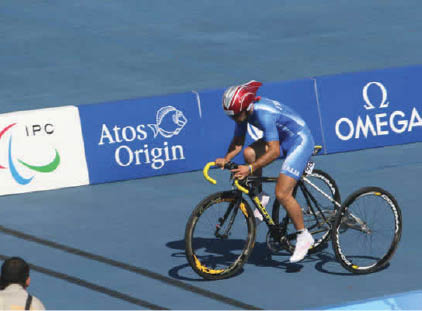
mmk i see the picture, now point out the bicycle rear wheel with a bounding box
[272,169,341,253]
[185,191,256,280]
[332,187,402,274]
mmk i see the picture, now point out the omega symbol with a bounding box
[362,82,390,110]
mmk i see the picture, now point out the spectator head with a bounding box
[0,257,30,288]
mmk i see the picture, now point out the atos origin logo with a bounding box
[0,123,60,185]
[335,82,422,141]
[98,106,187,170]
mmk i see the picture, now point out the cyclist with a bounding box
[215,80,315,263]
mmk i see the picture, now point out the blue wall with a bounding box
[78,65,422,184]
[316,65,422,153]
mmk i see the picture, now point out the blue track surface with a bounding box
[0,142,420,309]
[325,291,422,310]
[1,1,422,309]
[2,1,422,114]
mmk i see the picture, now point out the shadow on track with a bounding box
[167,239,390,280]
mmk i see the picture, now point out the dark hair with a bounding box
[0,257,30,289]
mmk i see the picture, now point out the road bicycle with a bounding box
[185,147,402,280]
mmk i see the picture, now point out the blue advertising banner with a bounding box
[316,65,422,153]
[78,92,208,184]
[190,88,235,162]
[78,78,322,184]
[3,65,421,190]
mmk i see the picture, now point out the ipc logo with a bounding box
[0,123,60,185]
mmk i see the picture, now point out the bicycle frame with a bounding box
[203,162,340,235]
[246,176,341,238]
[302,176,341,208]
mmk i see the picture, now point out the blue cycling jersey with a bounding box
[234,97,309,142]
[234,97,315,180]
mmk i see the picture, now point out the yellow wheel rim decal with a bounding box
[194,255,225,274]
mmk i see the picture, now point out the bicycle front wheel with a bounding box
[332,187,402,274]
[185,191,256,280]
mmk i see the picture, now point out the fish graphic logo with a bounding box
[0,123,60,185]
[148,106,188,138]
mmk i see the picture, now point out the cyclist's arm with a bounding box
[250,140,280,171]
[250,112,280,171]
[225,135,245,161]
[231,140,279,179]
[215,135,245,167]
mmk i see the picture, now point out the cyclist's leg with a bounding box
[244,139,269,221]
[276,174,303,230]
[277,129,314,225]
[276,173,314,263]
[277,130,315,262]
[243,138,267,178]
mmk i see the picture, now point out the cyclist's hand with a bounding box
[231,165,250,180]
[215,158,227,169]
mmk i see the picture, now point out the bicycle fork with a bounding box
[214,193,246,239]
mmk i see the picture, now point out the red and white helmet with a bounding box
[222,80,262,116]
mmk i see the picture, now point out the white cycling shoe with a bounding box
[289,229,314,263]
[253,192,270,224]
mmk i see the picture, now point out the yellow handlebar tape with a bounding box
[234,180,249,194]
[203,162,217,184]
[203,162,250,194]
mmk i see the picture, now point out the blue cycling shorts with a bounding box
[279,127,315,180]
